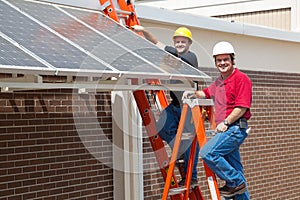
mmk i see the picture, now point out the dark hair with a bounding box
[231,54,235,65]
[214,53,235,65]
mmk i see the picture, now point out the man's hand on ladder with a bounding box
[130,25,144,32]
[182,90,196,100]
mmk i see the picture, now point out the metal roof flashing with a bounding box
[135,4,300,43]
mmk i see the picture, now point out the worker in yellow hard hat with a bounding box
[170,27,193,54]
[173,27,193,41]
[131,25,197,67]
[131,24,199,187]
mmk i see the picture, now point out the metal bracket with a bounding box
[183,98,214,108]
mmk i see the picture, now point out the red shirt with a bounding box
[203,68,252,124]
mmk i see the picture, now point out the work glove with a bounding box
[182,90,196,100]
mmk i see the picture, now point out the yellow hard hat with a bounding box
[173,27,192,41]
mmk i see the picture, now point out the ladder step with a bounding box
[181,132,195,140]
[182,98,214,107]
[181,130,216,140]
[169,184,199,196]
[221,196,234,200]
[176,158,184,165]
[169,187,187,195]
[115,8,133,15]
[151,108,160,113]
[197,99,214,106]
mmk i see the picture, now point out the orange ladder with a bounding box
[134,90,211,200]
[99,0,140,27]
[162,98,221,200]
[98,1,205,198]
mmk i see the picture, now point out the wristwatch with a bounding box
[223,119,229,126]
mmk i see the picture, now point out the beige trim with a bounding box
[291,0,300,31]
[112,91,144,200]
[215,8,291,31]
[139,20,300,74]
[136,0,292,16]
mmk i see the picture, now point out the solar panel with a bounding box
[0,37,47,68]
[63,7,205,76]
[10,1,162,73]
[0,0,210,81]
[0,0,112,72]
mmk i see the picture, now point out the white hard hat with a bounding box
[212,41,235,56]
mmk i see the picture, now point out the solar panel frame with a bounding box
[0,0,211,83]
[1,0,117,72]
[61,6,208,78]
[0,36,48,68]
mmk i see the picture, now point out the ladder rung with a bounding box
[99,1,110,11]
[181,130,216,140]
[115,8,133,15]
[151,108,160,113]
[168,187,186,195]
[176,159,184,164]
[197,99,214,106]
[117,15,129,19]
[183,98,215,107]
[221,197,234,200]
[181,132,195,140]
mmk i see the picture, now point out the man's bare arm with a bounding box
[131,25,158,44]
[225,107,247,125]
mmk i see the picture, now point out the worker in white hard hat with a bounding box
[183,41,252,199]
[131,25,199,187]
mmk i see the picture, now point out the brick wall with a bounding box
[243,70,300,199]
[142,69,300,200]
[1,69,300,200]
[0,89,113,200]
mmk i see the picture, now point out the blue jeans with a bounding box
[200,123,250,200]
[156,104,199,180]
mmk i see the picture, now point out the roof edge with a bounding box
[135,4,300,43]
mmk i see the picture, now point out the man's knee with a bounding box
[199,148,209,161]
[199,144,216,162]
